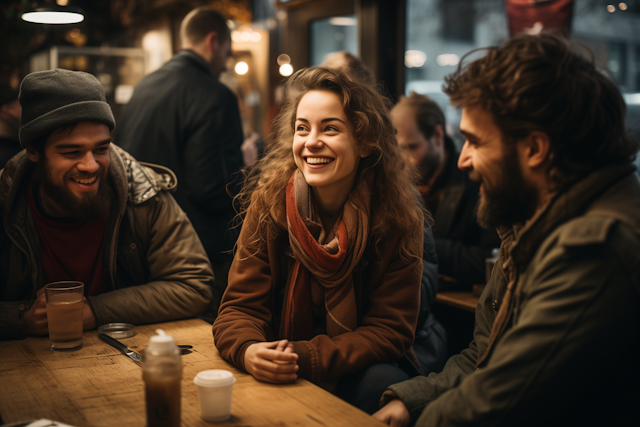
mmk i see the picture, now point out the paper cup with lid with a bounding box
[194,369,236,421]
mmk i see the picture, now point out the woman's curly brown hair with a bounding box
[443,32,638,188]
[235,66,426,261]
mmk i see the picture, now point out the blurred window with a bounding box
[310,14,358,66]
[442,0,476,43]
[405,0,640,153]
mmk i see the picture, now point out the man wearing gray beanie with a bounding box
[0,68,213,340]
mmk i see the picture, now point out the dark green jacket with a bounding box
[0,145,213,340]
[386,164,640,426]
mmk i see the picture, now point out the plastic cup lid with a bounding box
[194,370,236,387]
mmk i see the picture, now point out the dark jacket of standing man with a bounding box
[115,7,244,314]
[374,33,640,427]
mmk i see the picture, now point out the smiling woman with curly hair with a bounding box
[213,66,428,413]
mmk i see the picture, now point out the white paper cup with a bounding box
[194,370,236,422]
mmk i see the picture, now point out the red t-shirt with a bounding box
[27,181,109,296]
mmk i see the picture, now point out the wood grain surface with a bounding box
[435,291,480,313]
[0,318,384,426]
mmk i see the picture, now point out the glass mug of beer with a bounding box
[44,281,84,351]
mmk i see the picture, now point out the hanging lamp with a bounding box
[22,3,85,25]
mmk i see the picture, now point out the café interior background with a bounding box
[1,0,639,173]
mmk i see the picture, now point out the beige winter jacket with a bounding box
[0,145,213,340]
[213,200,423,388]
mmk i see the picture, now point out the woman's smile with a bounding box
[305,157,336,169]
[293,90,362,197]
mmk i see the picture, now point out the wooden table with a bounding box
[435,291,479,313]
[0,318,383,426]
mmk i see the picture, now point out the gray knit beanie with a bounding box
[19,69,116,148]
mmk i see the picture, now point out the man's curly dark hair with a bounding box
[443,32,638,188]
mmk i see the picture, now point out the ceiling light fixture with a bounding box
[22,4,85,25]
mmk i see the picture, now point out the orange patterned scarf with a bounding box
[281,170,370,341]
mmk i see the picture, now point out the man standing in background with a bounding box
[116,7,244,320]
[392,94,500,286]
[0,82,22,168]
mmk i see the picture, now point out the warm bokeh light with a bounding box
[279,64,293,77]
[233,29,262,44]
[405,50,427,68]
[235,61,249,75]
[56,0,69,5]
[22,11,84,24]
[619,3,627,11]
[607,5,615,12]
[329,17,357,26]
[142,29,172,73]
[277,54,291,65]
[436,53,460,66]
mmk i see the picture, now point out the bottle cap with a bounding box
[147,329,177,352]
[194,370,236,387]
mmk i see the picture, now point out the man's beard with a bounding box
[471,149,538,230]
[418,142,442,184]
[35,158,113,222]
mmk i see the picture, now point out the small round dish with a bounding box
[97,323,137,338]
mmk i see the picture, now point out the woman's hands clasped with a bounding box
[372,399,411,427]
[244,339,299,383]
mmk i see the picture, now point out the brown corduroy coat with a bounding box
[212,203,423,387]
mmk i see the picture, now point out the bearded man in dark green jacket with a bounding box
[0,69,213,340]
[374,33,640,427]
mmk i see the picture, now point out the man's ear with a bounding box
[432,124,445,148]
[522,131,550,169]
[26,145,40,163]
[205,31,219,52]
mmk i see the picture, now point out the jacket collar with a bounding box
[499,163,638,273]
[110,144,177,205]
[173,49,214,77]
